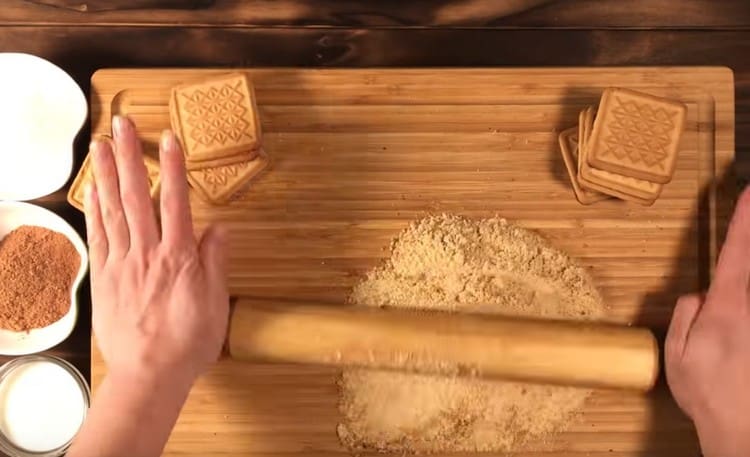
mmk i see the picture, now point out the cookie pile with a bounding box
[558,88,687,206]
[68,72,269,212]
[170,73,268,204]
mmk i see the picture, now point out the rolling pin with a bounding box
[227,299,659,391]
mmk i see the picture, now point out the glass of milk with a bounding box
[0,355,90,456]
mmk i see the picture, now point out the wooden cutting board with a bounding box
[90,68,734,456]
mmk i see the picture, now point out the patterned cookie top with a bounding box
[579,105,660,199]
[170,73,261,162]
[187,151,269,204]
[587,88,686,184]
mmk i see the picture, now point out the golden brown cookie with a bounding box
[170,73,262,164]
[558,127,609,205]
[575,175,656,206]
[577,106,593,180]
[587,87,686,184]
[183,149,259,171]
[187,149,269,204]
[578,106,661,203]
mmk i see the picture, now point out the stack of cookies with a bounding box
[558,88,687,206]
[170,73,269,204]
[68,72,269,212]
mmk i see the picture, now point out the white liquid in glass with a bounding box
[0,361,85,452]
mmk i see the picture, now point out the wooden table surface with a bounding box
[1,0,749,454]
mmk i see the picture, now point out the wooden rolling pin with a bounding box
[227,299,659,391]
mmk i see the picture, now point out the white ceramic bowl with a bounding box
[0,53,87,201]
[0,202,88,355]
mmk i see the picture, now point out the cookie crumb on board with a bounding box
[338,214,605,453]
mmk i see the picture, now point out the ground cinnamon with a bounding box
[0,225,80,331]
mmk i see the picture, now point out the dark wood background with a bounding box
[2,0,749,431]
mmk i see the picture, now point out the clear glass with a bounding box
[0,355,90,457]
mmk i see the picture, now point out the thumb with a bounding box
[665,294,702,367]
[199,224,229,287]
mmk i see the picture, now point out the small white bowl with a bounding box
[0,202,88,355]
[0,53,87,201]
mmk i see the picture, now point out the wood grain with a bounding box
[89,67,733,456]
[6,0,750,28]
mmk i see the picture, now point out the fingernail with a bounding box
[112,115,128,138]
[89,140,101,157]
[160,130,176,151]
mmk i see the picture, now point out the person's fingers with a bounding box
[665,294,702,365]
[713,186,750,292]
[159,130,195,248]
[83,181,108,271]
[199,224,228,291]
[664,294,701,421]
[159,130,195,246]
[90,139,130,257]
[111,115,159,250]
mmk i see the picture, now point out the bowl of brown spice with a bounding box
[0,201,88,355]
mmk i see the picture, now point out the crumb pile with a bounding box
[338,214,605,453]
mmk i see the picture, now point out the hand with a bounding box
[84,115,229,388]
[666,187,750,457]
